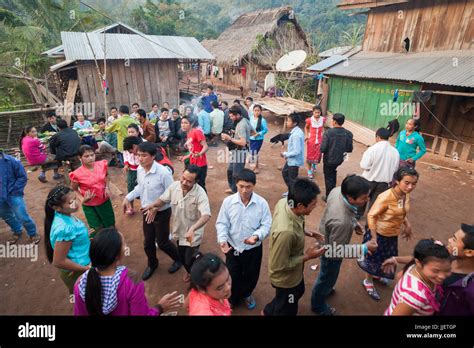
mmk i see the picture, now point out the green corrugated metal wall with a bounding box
[327,76,421,130]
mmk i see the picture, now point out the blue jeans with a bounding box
[311,256,343,313]
[0,196,37,237]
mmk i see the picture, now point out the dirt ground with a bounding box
[1,112,473,316]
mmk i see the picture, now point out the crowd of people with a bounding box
[1,83,472,316]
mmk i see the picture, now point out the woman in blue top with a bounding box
[44,185,91,294]
[395,118,426,167]
[249,105,268,174]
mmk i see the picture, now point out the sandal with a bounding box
[8,234,21,244]
[362,279,380,300]
[28,234,41,245]
[307,170,314,179]
[244,295,256,310]
[374,276,390,286]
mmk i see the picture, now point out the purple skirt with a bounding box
[357,228,398,279]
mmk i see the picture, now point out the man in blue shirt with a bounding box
[280,114,305,196]
[197,102,211,138]
[201,85,218,113]
[0,151,39,244]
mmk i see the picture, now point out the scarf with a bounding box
[311,116,324,144]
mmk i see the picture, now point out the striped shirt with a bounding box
[385,265,440,316]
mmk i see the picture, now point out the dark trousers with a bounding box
[225,245,263,305]
[196,165,208,193]
[263,279,305,316]
[227,150,247,193]
[323,163,338,197]
[282,163,299,192]
[311,256,343,313]
[177,242,200,273]
[142,208,179,268]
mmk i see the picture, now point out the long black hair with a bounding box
[127,123,142,138]
[190,253,226,292]
[44,185,73,263]
[253,104,263,132]
[85,227,123,316]
[19,125,35,153]
[403,239,451,274]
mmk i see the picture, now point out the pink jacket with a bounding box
[73,268,159,316]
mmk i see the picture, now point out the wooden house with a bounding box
[308,0,473,163]
[43,23,214,121]
[201,6,310,92]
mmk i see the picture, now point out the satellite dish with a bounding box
[276,50,307,72]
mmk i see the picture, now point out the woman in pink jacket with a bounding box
[74,227,180,316]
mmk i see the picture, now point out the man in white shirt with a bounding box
[216,169,272,309]
[360,127,400,212]
[122,142,181,280]
[130,102,140,120]
[209,100,224,147]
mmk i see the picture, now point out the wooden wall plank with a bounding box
[124,62,135,106]
[142,59,153,110]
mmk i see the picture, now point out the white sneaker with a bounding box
[281,192,288,198]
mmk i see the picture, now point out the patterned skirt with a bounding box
[357,228,398,279]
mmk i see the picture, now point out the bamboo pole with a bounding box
[0,106,59,116]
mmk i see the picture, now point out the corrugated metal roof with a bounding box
[60,32,215,61]
[324,50,474,88]
[42,22,144,57]
[307,55,348,72]
[318,45,361,58]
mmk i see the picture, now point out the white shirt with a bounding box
[216,192,272,253]
[126,161,173,210]
[360,140,400,183]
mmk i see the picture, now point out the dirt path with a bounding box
[1,113,472,315]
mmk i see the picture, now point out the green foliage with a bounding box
[0,0,366,106]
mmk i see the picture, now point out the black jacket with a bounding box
[49,128,81,161]
[320,127,353,166]
[41,122,59,133]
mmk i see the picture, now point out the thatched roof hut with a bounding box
[202,6,310,69]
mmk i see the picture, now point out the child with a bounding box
[95,118,117,165]
[249,105,268,174]
[188,253,232,316]
[122,125,142,215]
[69,145,115,230]
[304,105,326,179]
[179,116,208,192]
[383,224,474,316]
[171,108,184,152]
[280,113,304,196]
[74,227,181,316]
[155,108,175,148]
[44,185,91,294]
[385,239,451,316]
[20,125,61,183]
